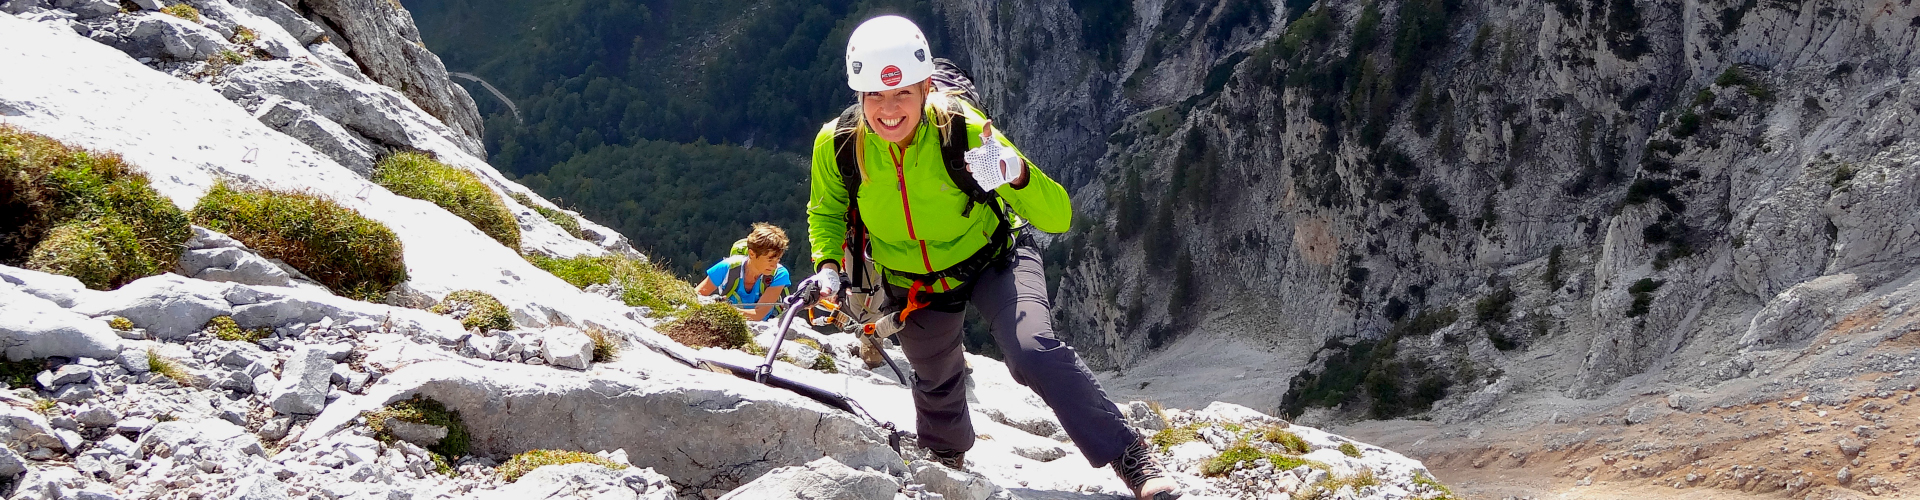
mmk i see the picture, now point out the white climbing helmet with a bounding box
[845,15,933,92]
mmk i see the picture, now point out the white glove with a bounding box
[800,269,841,298]
[962,122,1022,192]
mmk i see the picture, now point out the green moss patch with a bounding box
[190,183,406,301]
[659,301,750,349]
[510,192,584,239]
[524,254,696,312]
[1,125,190,290]
[1151,423,1203,452]
[498,449,625,482]
[205,315,269,342]
[366,396,471,461]
[810,353,837,373]
[430,290,513,332]
[160,3,200,22]
[1201,441,1328,478]
[374,152,520,250]
[1338,442,1362,458]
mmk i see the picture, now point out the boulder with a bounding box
[0,406,65,453]
[176,247,297,288]
[309,361,905,493]
[1740,274,1864,348]
[84,13,228,61]
[71,273,231,340]
[250,97,383,176]
[75,406,120,429]
[380,418,445,448]
[718,456,899,500]
[37,364,97,389]
[472,462,675,500]
[290,0,485,155]
[909,460,1013,500]
[0,288,122,364]
[0,445,24,480]
[541,328,593,369]
[268,346,334,415]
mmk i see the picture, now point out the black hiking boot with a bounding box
[930,449,965,471]
[1113,437,1181,500]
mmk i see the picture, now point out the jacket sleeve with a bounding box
[806,120,849,270]
[964,106,1072,233]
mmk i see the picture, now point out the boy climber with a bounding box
[695,223,791,320]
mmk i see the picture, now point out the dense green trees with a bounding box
[403,0,940,275]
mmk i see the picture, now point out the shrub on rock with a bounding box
[0,125,191,290]
[659,302,750,350]
[429,290,512,332]
[374,152,520,250]
[190,183,407,301]
[583,327,619,362]
[497,450,627,482]
[524,254,696,312]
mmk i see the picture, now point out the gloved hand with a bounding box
[795,268,842,303]
[962,121,1023,192]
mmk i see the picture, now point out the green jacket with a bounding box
[807,100,1072,292]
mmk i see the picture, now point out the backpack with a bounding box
[831,58,1013,320]
[718,239,772,303]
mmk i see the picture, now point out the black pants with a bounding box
[889,240,1135,467]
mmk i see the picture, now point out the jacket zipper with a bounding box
[889,147,937,275]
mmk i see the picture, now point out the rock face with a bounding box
[287,0,485,156]
[927,0,1920,410]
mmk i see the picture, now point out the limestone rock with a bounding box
[71,273,230,340]
[268,346,334,415]
[0,446,23,480]
[176,247,296,288]
[718,456,898,500]
[380,418,445,448]
[83,13,228,61]
[49,0,114,19]
[0,287,123,364]
[540,327,593,370]
[290,0,485,155]
[231,474,290,500]
[250,97,383,177]
[909,460,1013,500]
[1741,274,1863,348]
[473,462,675,500]
[0,406,65,453]
[0,264,96,308]
[135,419,264,461]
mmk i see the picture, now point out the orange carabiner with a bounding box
[900,280,930,323]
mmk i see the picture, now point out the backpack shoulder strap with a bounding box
[833,105,862,200]
[720,256,747,301]
[938,99,1006,221]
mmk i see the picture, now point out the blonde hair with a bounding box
[833,81,967,186]
[745,222,788,256]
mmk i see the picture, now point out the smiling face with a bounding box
[861,80,929,145]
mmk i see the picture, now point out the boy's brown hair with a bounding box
[745,222,788,257]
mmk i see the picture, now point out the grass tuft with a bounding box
[497,449,625,483]
[1338,442,1362,458]
[374,152,520,250]
[429,290,513,332]
[160,3,200,22]
[523,254,696,312]
[205,315,269,342]
[510,192,585,239]
[365,396,471,460]
[1,125,190,290]
[1260,426,1311,454]
[1201,442,1267,477]
[231,26,258,45]
[108,317,133,331]
[659,301,751,350]
[1297,469,1381,500]
[146,349,199,387]
[584,326,619,362]
[1411,471,1459,499]
[190,183,407,301]
[29,398,55,415]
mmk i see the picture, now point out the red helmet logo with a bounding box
[880,65,902,87]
